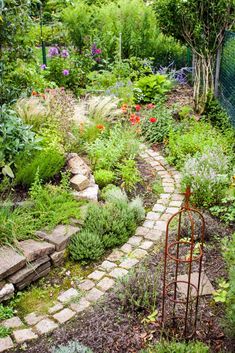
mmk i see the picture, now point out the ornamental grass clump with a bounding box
[69,230,104,262]
[181,147,230,207]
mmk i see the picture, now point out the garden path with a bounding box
[0,146,183,353]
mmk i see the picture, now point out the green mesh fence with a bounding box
[218,31,235,126]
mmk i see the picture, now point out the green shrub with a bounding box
[15,147,65,186]
[134,74,173,103]
[53,340,93,353]
[94,169,115,188]
[167,120,233,169]
[69,230,104,262]
[0,304,14,321]
[141,340,210,353]
[87,126,139,170]
[203,97,232,131]
[84,189,144,249]
[210,195,235,225]
[0,105,38,178]
[0,326,11,339]
[181,147,230,207]
[141,105,174,144]
[117,159,141,191]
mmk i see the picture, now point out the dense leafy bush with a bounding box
[0,106,38,178]
[141,105,174,143]
[15,148,65,187]
[134,74,173,103]
[70,188,145,258]
[117,159,141,191]
[210,195,235,225]
[63,0,186,65]
[203,97,232,131]
[141,340,209,353]
[87,126,140,170]
[69,230,104,262]
[94,169,115,188]
[53,340,93,353]
[181,147,230,207]
[167,120,233,169]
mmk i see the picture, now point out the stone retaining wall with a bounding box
[0,146,183,353]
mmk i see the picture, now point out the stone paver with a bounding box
[85,288,104,302]
[48,303,64,315]
[35,318,58,335]
[0,337,14,352]
[109,268,128,279]
[119,258,139,269]
[154,220,167,232]
[152,204,166,213]
[2,316,23,329]
[144,229,162,241]
[58,288,79,303]
[53,308,75,324]
[88,270,106,281]
[135,226,149,237]
[165,207,180,215]
[13,329,38,343]
[142,220,155,229]
[100,260,117,271]
[120,243,132,253]
[79,279,95,291]
[131,248,148,259]
[146,212,161,221]
[107,250,124,262]
[139,240,154,250]
[70,298,90,313]
[169,200,183,207]
[24,312,46,326]
[127,236,142,246]
[97,277,115,292]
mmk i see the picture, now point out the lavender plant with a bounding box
[181,147,230,207]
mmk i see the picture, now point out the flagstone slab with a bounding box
[35,318,58,335]
[0,247,26,281]
[53,308,75,324]
[2,317,23,329]
[18,239,55,262]
[0,337,14,352]
[13,328,38,343]
[38,225,80,251]
[177,272,215,297]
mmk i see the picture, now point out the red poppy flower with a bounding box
[135,104,141,112]
[96,124,105,130]
[149,117,157,123]
[32,91,38,96]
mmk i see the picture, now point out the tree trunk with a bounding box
[193,53,215,114]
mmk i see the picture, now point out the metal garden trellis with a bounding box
[161,186,205,338]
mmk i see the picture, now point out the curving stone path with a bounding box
[0,145,183,353]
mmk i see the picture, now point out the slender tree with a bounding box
[154,0,235,113]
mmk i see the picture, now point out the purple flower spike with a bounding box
[48,47,59,57]
[61,49,69,58]
[40,64,46,70]
[62,69,70,76]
